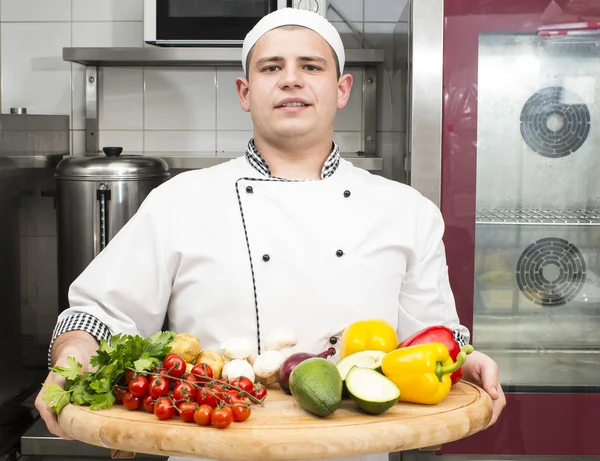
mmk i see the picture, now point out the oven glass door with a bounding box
[432,0,600,456]
[156,0,287,41]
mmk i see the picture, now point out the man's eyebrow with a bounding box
[254,55,329,67]
[298,56,328,65]
[255,56,285,67]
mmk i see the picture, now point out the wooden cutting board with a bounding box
[58,381,492,461]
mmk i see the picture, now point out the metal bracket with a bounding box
[363,66,378,155]
[86,66,99,153]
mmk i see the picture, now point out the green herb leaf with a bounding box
[41,383,72,414]
[90,392,115,411]
[134,356,155,372]
[89,377,111,394]
[52,356,83,381]
[145,331,177,359]
[49,331,178,413]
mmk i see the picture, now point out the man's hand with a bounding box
[34,331,99,439]
[461,350,506,428]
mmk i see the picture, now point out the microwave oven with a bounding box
[144,0,328,47]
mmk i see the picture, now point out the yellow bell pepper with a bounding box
[381,342,471,405]
[339,319,398,359]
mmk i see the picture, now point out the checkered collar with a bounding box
[245,139,341,180]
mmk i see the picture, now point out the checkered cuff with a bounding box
[47,313,112,367]
[453,329,469,348]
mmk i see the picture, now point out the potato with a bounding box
[186,362,194,374]
[196,350,225,379]
[170,333,202,363]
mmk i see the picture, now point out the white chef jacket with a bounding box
[57,155,469,461]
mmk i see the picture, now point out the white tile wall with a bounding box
[0,0,408,159]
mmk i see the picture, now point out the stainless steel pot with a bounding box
[54,147,170,312]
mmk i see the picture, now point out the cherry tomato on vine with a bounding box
[163,354,186,378]
[178,401,198,423]
[190,363,213,381]
[196,387,219,408]
[124,370,135,384]
[173,381,196,402]
[123,392,143,411]
[193,404,213,426]
[128,375,149,397]
[154,397,175,420]
[143,394,157,413]
[231,404,251,423]
[254,384,267,402]
[149,376,170,399]
[113,386,128,404]
[230,377,255,396]
[211,406,233,429]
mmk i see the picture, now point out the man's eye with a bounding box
[304,65,320,71]
[263,66,280,72]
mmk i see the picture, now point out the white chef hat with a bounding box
[241,7,345,75]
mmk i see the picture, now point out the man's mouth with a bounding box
[277,102,310,108]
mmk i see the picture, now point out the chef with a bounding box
[35,7,506,461]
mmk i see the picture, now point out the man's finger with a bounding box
[480,359,500,399]
[486,384,507,428]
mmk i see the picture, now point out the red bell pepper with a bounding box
[397,326,468,385]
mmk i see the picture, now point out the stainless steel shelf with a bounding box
[62,47,382,157]
[476,209,600,225]
[62,47,384,67]
[3,153,67,169]
[156,154,383,171]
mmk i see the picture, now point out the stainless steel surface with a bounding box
[86,67,99,153]
[55,154,170,180]
[10,107,27,114]
[407,0,444,206]
[21,419,166,459]
[401,452,600,461]
[1,154,65,169]
[55,152,170,312]
[476,209,600,225]
[62,47,385,67]
[157,154,384,171]
[473,33,600,389]
[363,67,377,155]
[0,114,70,157]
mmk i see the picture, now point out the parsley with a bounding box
[43,331,176,413]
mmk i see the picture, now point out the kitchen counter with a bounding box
[21,418,167,459]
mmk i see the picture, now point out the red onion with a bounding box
[279,347,337,394]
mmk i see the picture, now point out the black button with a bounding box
[329,336,338,345]
[246,186,253,193]
[336,249,344,257]
[262,254,270,262]
[343,190,351,198]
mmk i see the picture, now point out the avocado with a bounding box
[288,357,343,417]
[345,366,400,415]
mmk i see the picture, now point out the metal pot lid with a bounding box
[55,147,170,180]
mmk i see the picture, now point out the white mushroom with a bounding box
[253,350,286,379]
[247,353,259,366]
[263,328,298,351]
[253,350,286,386]
[222,359,255,383]
[221,337,254,360]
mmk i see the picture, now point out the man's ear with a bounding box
[236,77,251,112]
[337,73,353,110]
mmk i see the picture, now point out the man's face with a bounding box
[236,26,352,141]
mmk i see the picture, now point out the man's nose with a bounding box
[278,66,304,89]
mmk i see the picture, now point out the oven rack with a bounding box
[476,209,600,225]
